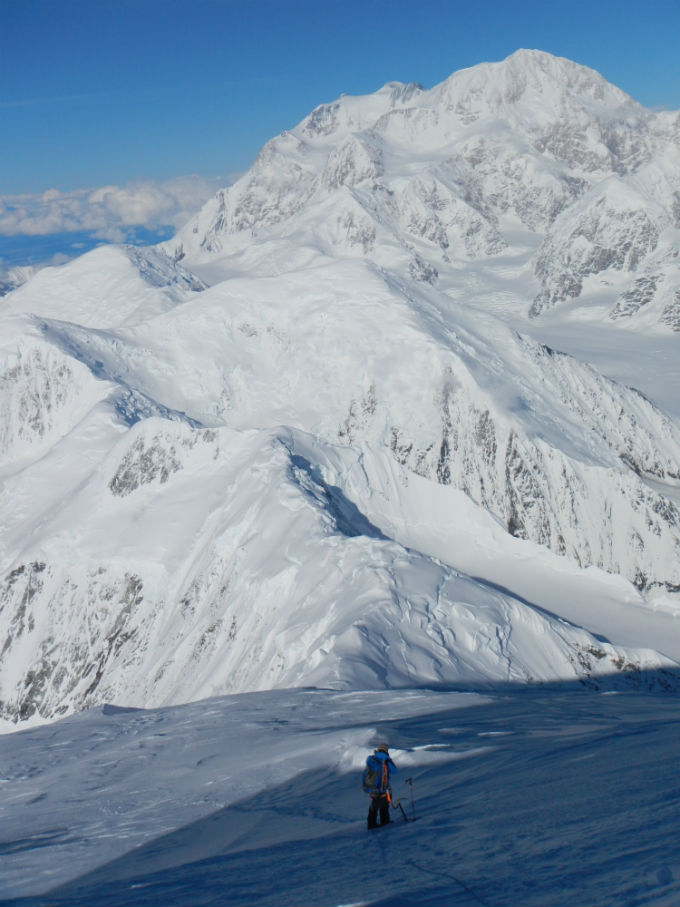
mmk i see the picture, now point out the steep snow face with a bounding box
[167,49,680,332]
[0,420,675,724]
[2,255,680,723]
[2,245,205,329]
[2,51,680,725]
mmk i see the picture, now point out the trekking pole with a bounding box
[387,788,409,822]
[405,777,416,821]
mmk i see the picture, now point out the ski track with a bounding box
[1,687,680,907]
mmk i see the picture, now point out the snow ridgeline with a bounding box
[4,254,680,592]
[0,405,678,724]
[1,251,680,724]
[0,419,673,719]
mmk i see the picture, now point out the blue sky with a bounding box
[1,0,679,262]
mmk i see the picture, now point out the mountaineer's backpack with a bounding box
[362,753,389,794]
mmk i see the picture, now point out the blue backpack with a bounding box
[362,752,391,794]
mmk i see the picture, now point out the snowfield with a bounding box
[2,687,680,907]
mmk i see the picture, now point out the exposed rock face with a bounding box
[531,182,665,316]
[382,342,680,592]
[0,342,104,464]
[662,290,680,331]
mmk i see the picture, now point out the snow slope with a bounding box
[3,414,674,723]
[2,687,680,907]
[1,50,680,725]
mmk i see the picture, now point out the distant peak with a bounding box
[506,48,572,63]
[434,47,638,112]
[502,48,611,82]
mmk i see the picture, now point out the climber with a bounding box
[362,742,397,829]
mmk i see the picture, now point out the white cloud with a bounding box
[92,225,128,244]
[0,175,229,238]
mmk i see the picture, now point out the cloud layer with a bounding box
[0,175,225,241]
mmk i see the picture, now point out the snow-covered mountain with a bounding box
[169,49,680,330]
[2,50,680,726]
[0,263,41,297]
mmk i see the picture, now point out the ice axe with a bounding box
[387,788,409,822]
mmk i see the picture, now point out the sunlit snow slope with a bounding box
[2,50,680,724]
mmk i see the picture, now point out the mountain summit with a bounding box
[169,49,679,328]
[2,52,680,725]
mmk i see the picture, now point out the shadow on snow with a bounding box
[3,678,680,907]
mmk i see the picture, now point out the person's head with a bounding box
[376,742,389,754]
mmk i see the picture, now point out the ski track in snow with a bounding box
[1,687,680,907]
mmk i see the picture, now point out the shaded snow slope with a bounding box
[2,687,680,907]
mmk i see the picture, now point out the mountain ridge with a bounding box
[2,50,680,725]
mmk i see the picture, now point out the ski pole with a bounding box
[405,777,416,821]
